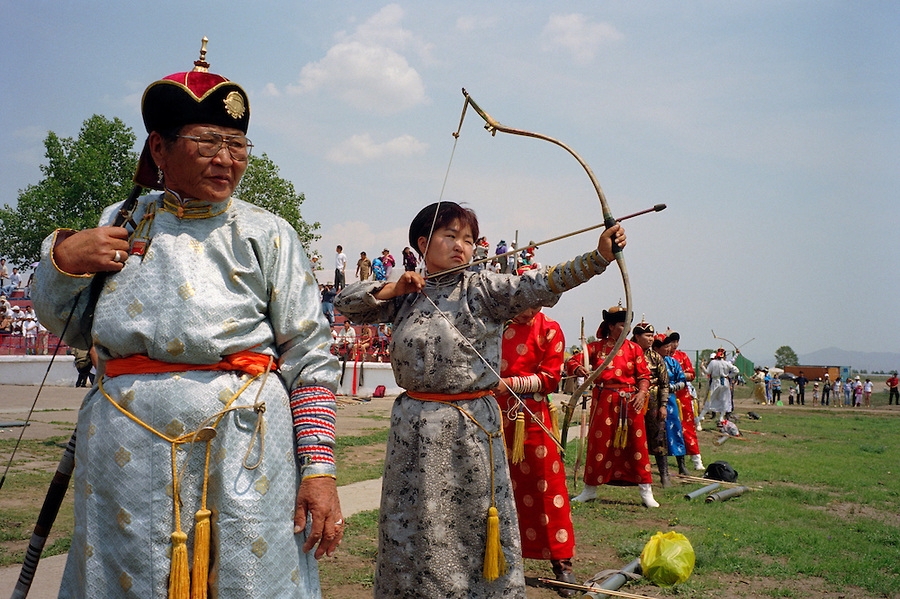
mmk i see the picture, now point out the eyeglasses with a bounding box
[177,132,253,161]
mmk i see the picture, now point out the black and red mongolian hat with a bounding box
[632,316,654,336]
[601,303,627,324]
[135,38,250,189]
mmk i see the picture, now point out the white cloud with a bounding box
[287,4,428,114]
[343,3,432,60]
[541,14,623,63]
[326,133,427,164]
[261,82,281,98]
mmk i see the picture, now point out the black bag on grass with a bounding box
[704,461,738,482]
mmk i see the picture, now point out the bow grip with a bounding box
[604,216,623,255]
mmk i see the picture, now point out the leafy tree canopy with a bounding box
[233,153,320,249]
[0,116,320,265]
[774,345,799,368]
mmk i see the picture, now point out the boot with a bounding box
[655,454,671,488]
[676,455,690,476]
[638,483,659,508]
[571,485,598,503]
[691,454,704,471]
[551,559,577,598]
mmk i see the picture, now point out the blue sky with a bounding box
[2,2,898,366]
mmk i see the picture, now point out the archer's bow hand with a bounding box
[598,223,626,263]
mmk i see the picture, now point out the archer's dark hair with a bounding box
[408,202,479,257]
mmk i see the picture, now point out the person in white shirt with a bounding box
[863,378,874,408]
[3,268,21,296]
[334,245,347,291]
[336,321,356,358]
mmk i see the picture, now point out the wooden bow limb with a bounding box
[572,318,589,486]
[711,329,740,357]
[453,89,635,450]
[537,578,660,599]
[672,473,762,490]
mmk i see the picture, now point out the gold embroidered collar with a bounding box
[160,189,231,219]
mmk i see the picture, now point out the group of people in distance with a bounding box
[30,43,717,599]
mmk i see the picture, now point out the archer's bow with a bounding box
[453,89,635,447]
[711,329,740,357]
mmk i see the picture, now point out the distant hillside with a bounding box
[798,347,900,373]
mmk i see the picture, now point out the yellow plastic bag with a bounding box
[640,531,695,587]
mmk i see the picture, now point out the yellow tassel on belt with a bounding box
[483,506,506,581]
[511,411,526,464]
[548,399,560,442]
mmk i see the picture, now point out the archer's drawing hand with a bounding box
[374,272,425,299]
[52,226,131,275]
[597,223,626,263]
[572,364,590,378]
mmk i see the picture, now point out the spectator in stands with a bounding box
[356,252,372,281]
[9,305,23,335]
[372,255,386,281]
[21,312,37,353]
[0,259,7,288]
[358,325,374,360]
[320,283,337,326]
[402,247,417,272]
[336,321,356,357]
[3,268,21,296]
[381,249,395,279]
[495,239,508,272]
[335,245,348,291]
[472,236,489,271]
[0,303,12,334]
[23,271,34,299]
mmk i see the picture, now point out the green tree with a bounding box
[774,345,799,368]
[0,115,138,264]
[233,153,321,250]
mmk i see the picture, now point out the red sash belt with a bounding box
[105,350,275,378]
[405,389,492,402]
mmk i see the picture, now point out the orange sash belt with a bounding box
[105,350,275,378]
[405,389,492,402]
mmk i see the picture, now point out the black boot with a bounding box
[551,559,577,598]
[676,455,690,476]
[655,454,671,488]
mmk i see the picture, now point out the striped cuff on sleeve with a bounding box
[289,385,337,479]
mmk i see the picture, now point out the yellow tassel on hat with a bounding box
[168,531,190,599]
[548,400,560,442]
[511,411,526,464]
[191,509,211,599]
[483,506,506,581]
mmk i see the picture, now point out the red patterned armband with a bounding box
[289,385,337,479]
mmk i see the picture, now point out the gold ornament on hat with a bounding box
[193,37,210,73]
[224,91,246,119]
